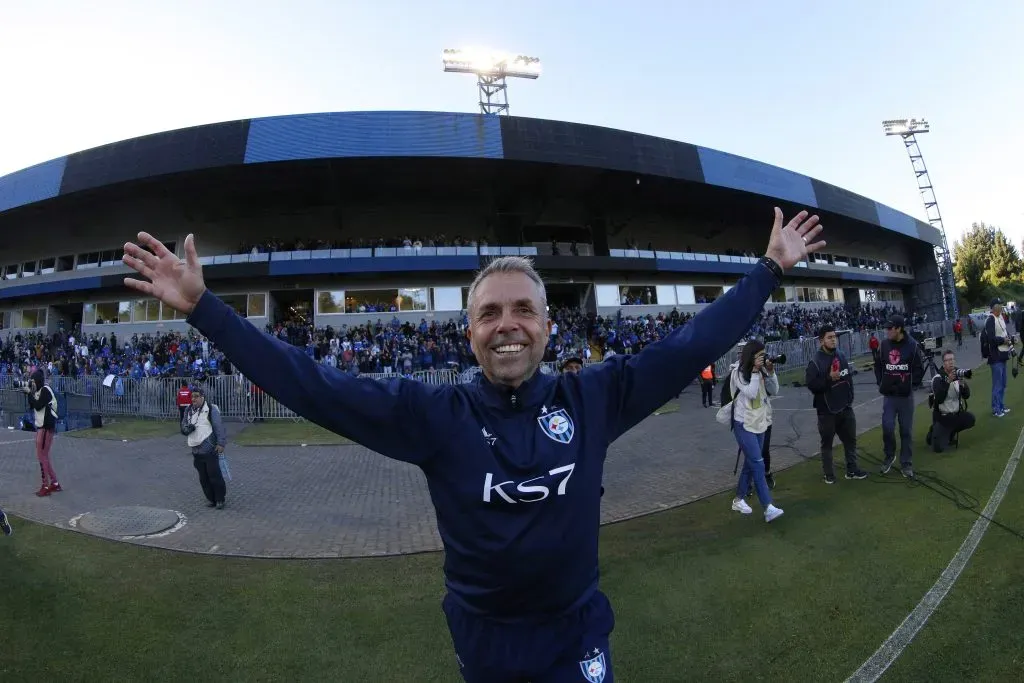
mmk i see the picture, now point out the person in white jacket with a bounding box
[728,341,784,522]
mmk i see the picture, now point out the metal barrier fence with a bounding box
[0,320,957,424]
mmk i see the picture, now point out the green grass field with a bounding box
[232,420,353,446]
[65,417,180,441]
[2,368,1023,681]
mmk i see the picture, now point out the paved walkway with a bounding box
[0,341,983,558]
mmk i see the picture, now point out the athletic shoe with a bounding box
[216,502,225,510]
[902,466,915,479]
[1003,408,1012,414]
[0,509,12,536]
[846,470,869,480]
[765,504,785,523]
[765,472,776,489]
[35,486,51,497]
[731,498,753,515]
[880,456,895,474]
[206,502,217,508]
[824,475,836,485]
[48,482,62,493]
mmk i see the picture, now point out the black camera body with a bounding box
[181,424,196,436]
[954,368,972,380]
[767,353,787,365]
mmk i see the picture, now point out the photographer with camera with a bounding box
[726,341,784,523]
[20,368,62,497]
[805,325,869,484]
[874,314,923,478]
[928,349,976,453]
[181,386,228,509]
[982,298,1014,417]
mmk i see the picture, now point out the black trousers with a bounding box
[817,407,859,477]
[932,412,976,452]
[700,380,714,406]
[193,453,226,504]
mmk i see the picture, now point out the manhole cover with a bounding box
[77,506,181,537]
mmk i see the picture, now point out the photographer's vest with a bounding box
[185,403,214,448]
[939,381,962,416]
[992,314,1012,354]
[33,386,59,430]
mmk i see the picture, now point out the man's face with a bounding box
[993,304,1003,317]
[191,393,205,408]
[943,353,956,373]
[563,361,583,374]
[821,331,838,351]
[886,325,900,341]
[467,271,551,387]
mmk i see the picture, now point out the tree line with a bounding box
[952,222,1024,310]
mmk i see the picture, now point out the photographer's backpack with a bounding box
[980,323,989,359]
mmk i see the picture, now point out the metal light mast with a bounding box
[442,48,541,116]
[882,117,959,321]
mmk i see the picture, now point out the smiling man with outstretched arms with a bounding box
[123,208,824,683]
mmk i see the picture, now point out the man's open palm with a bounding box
[765,207,826,270]
[122,232,207,315]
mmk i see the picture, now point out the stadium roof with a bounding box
[0,110,940,246]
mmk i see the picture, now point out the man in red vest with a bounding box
[177,383,192,422]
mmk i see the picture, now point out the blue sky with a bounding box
[1,0,1020,249]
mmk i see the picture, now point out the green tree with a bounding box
[953,222,994,304]
[986,229,1023,286]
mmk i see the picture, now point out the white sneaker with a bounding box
[731,498,753,515]
[765,504,785,523]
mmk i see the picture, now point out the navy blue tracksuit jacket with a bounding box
[185,260,782,674]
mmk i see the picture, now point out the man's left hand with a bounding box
[764,208,826,270]
[765,359,775,375]
[215,445,224,454]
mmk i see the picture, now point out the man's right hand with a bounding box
[122,232,207,315]
[829,369,841,381]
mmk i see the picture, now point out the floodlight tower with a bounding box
[882,117,959,321]
[442,48,541,116]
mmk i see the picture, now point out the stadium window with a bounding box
[770,288,788,303]
[345,289,402,314]
[0,311,10,329]
[397,288,429,311]
[77,252,100,269]
[100,250,120,267]
[9,310,23,328]
[159,302,185,321]
[83,303,96,325]
[39,258,56,275]
[56,255,74,272]
[247,293,267,317]
[21,261,37,277]
[461,287,470,310]
[316,290,346,314]
[693,286,722,304]
[20,308,45,329]
[618,286,657,306]
[221,294,249,318]
[3,264,18,280]
[133,299,160,323]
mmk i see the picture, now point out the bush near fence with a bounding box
[0,321,954,426]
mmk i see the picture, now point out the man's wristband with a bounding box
[758,256,783,283]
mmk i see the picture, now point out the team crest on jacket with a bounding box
[537,407,575,444]
[579,649,606,682]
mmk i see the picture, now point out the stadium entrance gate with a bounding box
[269,288,314,328]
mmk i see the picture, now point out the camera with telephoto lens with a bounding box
[767,353,787,365]
[954,368,972,380]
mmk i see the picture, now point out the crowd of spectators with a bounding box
[0,302,923,385]
[239,235,488,254]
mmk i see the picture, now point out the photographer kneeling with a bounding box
[928,349,976,453]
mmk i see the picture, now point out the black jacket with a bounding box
[874,335,922,397]
[805,348,854,415]
[983,314,1012,365]
[931,373,971,416]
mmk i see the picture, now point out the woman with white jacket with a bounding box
[728,341,784,523]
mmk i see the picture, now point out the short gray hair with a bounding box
[466,256,547,316]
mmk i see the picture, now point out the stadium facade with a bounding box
[0,111,944,338]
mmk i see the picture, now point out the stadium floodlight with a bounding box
[442,47,541,116]
[881,116,958,321]
[882,117,930,136]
